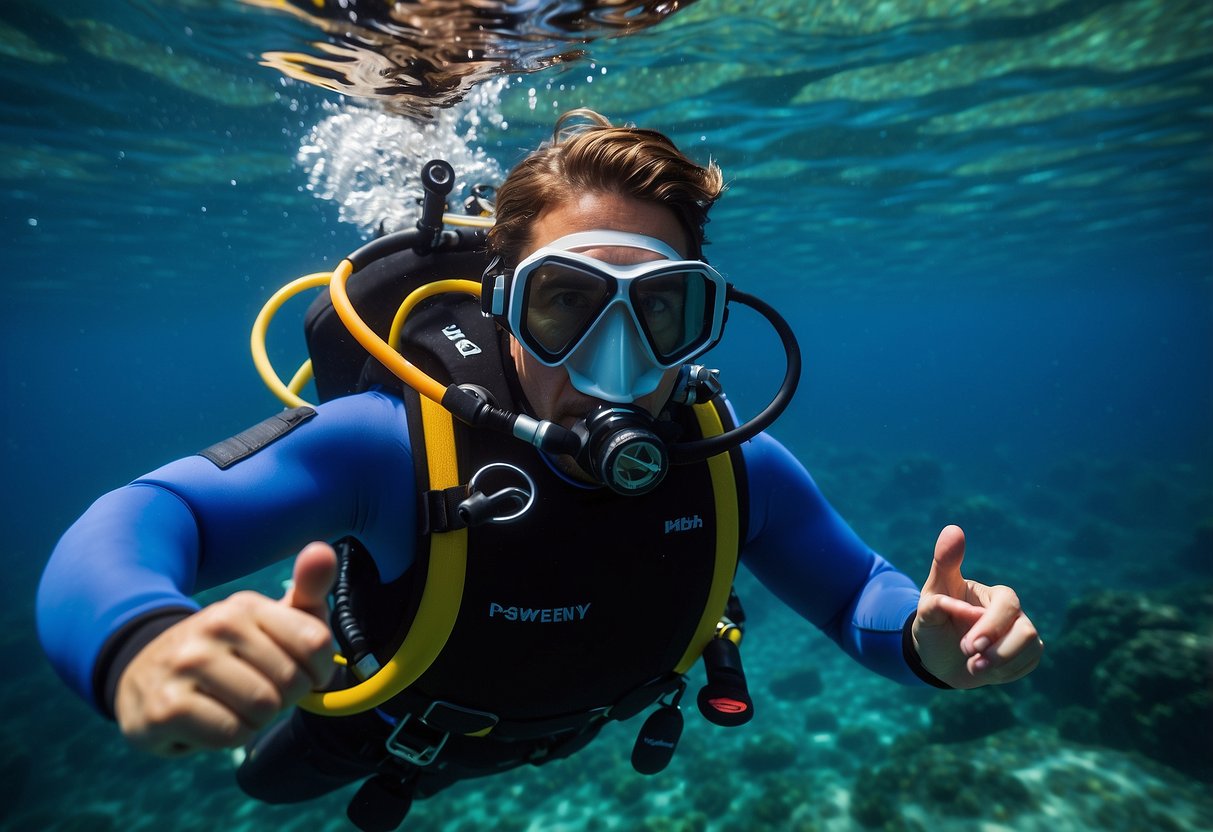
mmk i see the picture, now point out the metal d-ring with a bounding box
[464,462,536,524]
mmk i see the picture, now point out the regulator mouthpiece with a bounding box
[572,405,670,496]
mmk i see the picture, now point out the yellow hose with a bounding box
[328,260,479,404]
[388,279,482,351]
[250,272,332,408]
[442,212,494,228]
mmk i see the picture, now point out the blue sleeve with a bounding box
[739,432,926,686]
[36,391,419,709]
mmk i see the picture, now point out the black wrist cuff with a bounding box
[902,612,953,689]
[93,607,195,719]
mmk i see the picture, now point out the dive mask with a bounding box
[484,230,728,402]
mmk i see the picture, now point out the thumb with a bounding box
[921,525,967,601]
[282,541,338,622]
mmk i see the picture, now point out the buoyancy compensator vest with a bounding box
[290,222,756,772]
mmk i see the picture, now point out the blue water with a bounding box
[2,1,1211,830]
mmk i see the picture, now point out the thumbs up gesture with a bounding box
[912,526,1043,689]
[115,542,338,755]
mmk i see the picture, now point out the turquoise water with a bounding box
[3,1,1211,830]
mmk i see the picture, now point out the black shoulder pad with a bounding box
[197,406,317,469]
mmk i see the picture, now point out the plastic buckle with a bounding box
[384,714,449,767]
[383,701,500,767]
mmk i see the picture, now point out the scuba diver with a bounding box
[37,110,1043,831]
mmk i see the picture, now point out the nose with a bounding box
[563,303,665,403]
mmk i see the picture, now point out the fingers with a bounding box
[913,578,1043,688]
[916,591,982,629]
[211,591,333,700]
[253,596,335,690]
[282,541,338,621]
[207,599,324,698]
[131,686,254,755]
[914,527,1044,688]
[966,609,1044,683]
[959,583,1024,655]
[116,588,336,756]
[921,525,967,600]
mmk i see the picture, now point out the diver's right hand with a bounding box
[114,542,338,756]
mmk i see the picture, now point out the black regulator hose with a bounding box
[331,539,372,669]
[667,286,802,465]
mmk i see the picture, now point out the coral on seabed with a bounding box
[925,686,1017,743]
[1032,586,1213,780]
[1032,589,1185,706]
[768,666,825,700]
[737,733,799,772]
[945,494,1026,549]
[1093,628,1213,781]
[850,740,1035,827]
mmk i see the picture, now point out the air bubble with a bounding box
[295,79,508,236]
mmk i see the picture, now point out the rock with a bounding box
[769,667,824,700]
[926,687,1017,743]
[1054,706,1099,744]
[804,707,839,733]
[1176,520,1213,574]
[737,733,799,773]
[1032,590,1185,707]
[836,725,883,759]
[946,494,1025,550]
[849,742,1034,828]
[1093,628,1213,780]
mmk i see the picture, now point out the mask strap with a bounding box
[543,230,684,260]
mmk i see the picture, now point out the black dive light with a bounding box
[696,636,754,727]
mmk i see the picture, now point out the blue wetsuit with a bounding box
[37,390,936,715]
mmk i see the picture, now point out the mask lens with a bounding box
[523,262,613,357]
[632,269,715,362]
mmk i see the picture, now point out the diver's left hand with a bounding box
[912,525,1043,689]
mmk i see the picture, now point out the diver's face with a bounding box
[510,191,691,430]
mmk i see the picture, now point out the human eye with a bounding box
[640,294,671,316]
[524,267,608,354]
[551,289,594,311]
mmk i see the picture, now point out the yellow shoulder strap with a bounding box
[672,402,741,674]
[299,395,467,716]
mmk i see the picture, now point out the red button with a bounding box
[708,697,748,713]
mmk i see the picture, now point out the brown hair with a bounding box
[486,109,724,266]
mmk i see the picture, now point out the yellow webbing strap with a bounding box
[299,395,467,715]
[672,402,740,674]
